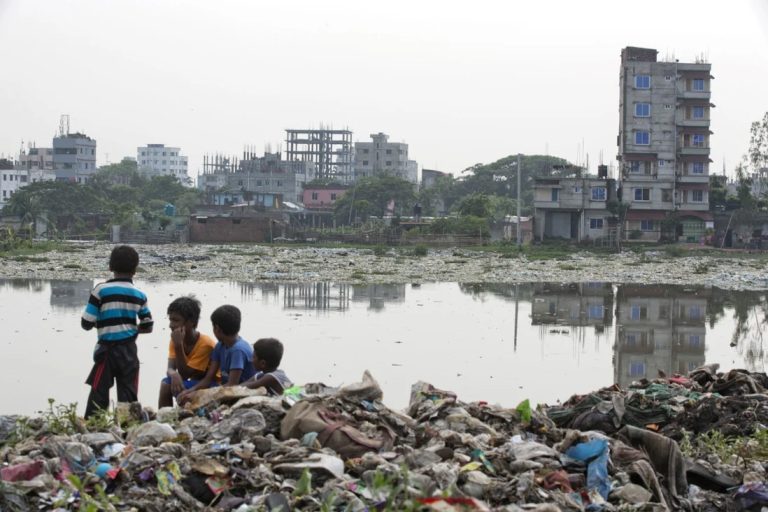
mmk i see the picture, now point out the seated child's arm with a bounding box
[177,360,220,405]
[244,373,284,395]
[224,369,243,387]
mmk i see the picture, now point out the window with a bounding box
[386,161,392,166]
[276,180,282,187]
[662,189,673,202]
[691,190,704,202]
[688,334,702,348]
[256,180,262,186]
[588,305,604,319]
[659,305,670,320]
[640,220,654,231]
[311,192,318,200]
[362,149,369,154]
[386,149,392,155]
[692,134,705,147]
[658,160,665,167]
[692,162,705,174]
[551,188,559,201]
[626,332,638,345]
[689,305,702,319]
[634,188,650,201]
[363,160,369,166]
[20,175,26,183]
[591,187,606,201]
[330,193,337,200]
[629,361,646,377]
[635,131,650,145]
[692,106,705,119]
[197,217,207,224]
[665,75,672,81]
[635,75,650,89]
[631,305,648,320]
[232,219,241,225]
[635,103,651,117]
[664,104,672,110]
[692,79,705,91]
[590,218,604,229]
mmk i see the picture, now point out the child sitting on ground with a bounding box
[177,305,257,405]
[244,337,293,395]
[158,296,217,408]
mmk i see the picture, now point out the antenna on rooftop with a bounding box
[59,114,70,137]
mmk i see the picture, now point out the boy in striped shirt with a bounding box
[81,245,153,419]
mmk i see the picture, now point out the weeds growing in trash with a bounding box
[38,399,81,435]
[55,473,119,512]
[681,427,768,466]
[84,406,117,432]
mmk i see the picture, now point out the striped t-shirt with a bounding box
[81,278,153,343]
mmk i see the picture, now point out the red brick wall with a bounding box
[189,217,271,243]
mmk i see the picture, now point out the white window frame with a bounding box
[635,103,651,117]
[692,134,705,147]
[692,79,705,91]
[640,219,654,231]
[634,188,650,201]
[635,131,650,145]
[691,190,704,202]
[635,75,651,89]
[589,218,604,229]
[692,162,705,174]
[692,106,705,119]
[591,187,606,201]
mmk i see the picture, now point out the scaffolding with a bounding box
[285,127,353,182]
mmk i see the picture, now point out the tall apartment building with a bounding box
[137,144,190,185]
[618,46,713,242]
[52,132,97,183]
[354,133,418,185]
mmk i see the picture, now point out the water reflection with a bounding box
[1,278,768,415]
[49,280,93,310]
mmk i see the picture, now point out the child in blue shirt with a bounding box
[177,305,256,405]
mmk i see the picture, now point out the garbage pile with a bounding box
[2,365,768,511]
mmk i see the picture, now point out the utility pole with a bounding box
[516,153,522,247]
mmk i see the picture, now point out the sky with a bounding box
[1,0,767,179]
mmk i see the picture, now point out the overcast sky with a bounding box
[1,0,767,179]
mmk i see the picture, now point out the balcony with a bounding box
[678,146,710,156]
[676,171,709,183]
[677,118,709,128]
[678,90,710,101]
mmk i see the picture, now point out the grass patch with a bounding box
[10,255,50,263]
[663,245,689,258]
[62,263,82,269]
[350,271,367,280]
[411,245,428,257]
[557,263,579,271]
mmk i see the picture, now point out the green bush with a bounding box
[429,216,489,236]
[629,229,643,240]
[412,244,428,256]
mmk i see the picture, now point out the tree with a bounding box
[5,190,42,238]
[456,193,492,217]
[334,174,416,223]
[748,112,768,173]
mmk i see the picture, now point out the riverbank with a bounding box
[2,241,768,290]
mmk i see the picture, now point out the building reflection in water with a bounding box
[351,284,406,311]
[49,280,93,310]
[283,283,350,311]
[614,285,707,388]
[531,282,614,330]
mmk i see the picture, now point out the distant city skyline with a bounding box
[1,0,766,179]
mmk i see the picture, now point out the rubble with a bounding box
[2,366,768,510]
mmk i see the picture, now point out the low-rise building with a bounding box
[53,132,97,183]
[533,169,617,242]
[354,133,418,185]
[137,144,190,185]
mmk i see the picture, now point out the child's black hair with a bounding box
[109,245,139,274]
[210,305,241,336]
[167,296,201,328]
[253,338,284,369]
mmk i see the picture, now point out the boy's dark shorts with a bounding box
[85,339,140,389]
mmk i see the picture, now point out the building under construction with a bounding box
[285,127,353,182]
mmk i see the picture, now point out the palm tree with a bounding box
[6,192,42,239]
